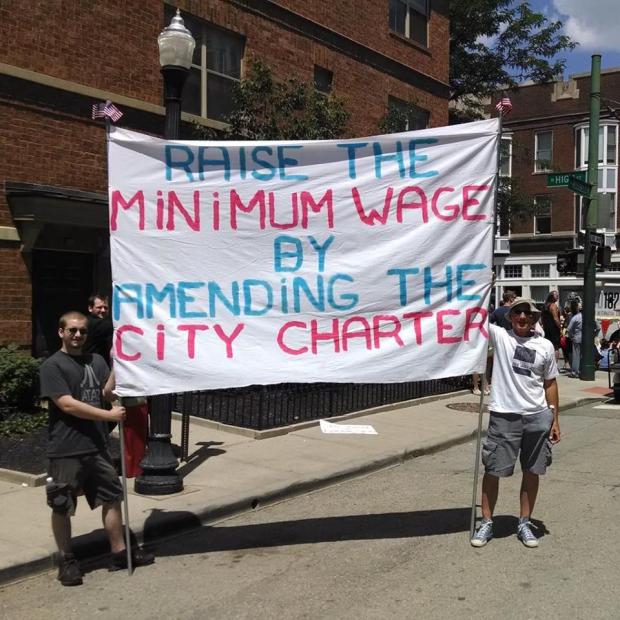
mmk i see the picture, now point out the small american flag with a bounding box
[495,94,513,116]
[91,100,123,122]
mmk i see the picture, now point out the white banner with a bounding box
[108,119,497,396]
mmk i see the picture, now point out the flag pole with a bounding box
[118,416,133,576]
[97,97,130,566]
[469,97,506,539]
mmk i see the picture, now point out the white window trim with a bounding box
[530,264,550,279]
[574,122,618,233]
[534,130,553,173]
[575,121,618,168]
[500,135,512,177]
[503,264,523,279]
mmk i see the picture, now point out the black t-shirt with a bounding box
[39,351,111,458]
[83,315,113,366]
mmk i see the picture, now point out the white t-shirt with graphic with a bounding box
[488,323,558,415]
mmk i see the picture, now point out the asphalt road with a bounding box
[2,401,619,620]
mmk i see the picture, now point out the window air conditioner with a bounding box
[494,237,510,254]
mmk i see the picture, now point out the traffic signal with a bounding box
[557,249,582,275]
[596,245,612,269]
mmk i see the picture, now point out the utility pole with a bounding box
[581,54,601,381]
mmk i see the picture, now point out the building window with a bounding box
[531,264,550,278]
[534,131,553,172]
[574,123,618,233]
[576,123,618,167]
[534,195,551,234]
[314,66,333,94]
[389,0,429,47]
[387,96,429,131]
[500,135,512,177]
[576,193,616,232]
[504,264,523,278]
[530,286,549,303]
[165,5,245,122]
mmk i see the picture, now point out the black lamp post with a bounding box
[134,10,195,495]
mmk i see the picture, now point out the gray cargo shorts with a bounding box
[482,408,554,477]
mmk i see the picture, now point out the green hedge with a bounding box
[0,344,42,411]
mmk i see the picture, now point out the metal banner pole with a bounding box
[469,103,505,539]
[118,419,133,575]
[469,385,487,538]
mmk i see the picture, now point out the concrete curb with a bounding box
[0,467,47,487]
[0,393,607,587]
[170,389,472,439]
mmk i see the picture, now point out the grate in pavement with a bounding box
[446,402,488,413]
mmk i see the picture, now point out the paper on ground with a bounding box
[320,419,377,435]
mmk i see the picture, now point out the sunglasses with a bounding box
[65,327,88,335]
[513,309,534,317]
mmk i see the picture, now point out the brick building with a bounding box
[493,68,620,316]
[0,0,450,355]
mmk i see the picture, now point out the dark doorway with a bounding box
[32,250,93,357]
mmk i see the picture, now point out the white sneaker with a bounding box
[517,519,539,548]
[472,388,482,396]
[471,519,493,547]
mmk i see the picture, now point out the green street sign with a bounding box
[546,171,587,187]
[568,175,592,197]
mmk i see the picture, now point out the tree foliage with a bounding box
[378,101,423,135]
[450,0,577,119]
[196,58,349,141]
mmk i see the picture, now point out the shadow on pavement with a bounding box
[489,515,549,540]
[152,507,470,557]
[177,441,226,477]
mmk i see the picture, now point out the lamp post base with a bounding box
[134,472,183,495]
[134,395,184,495]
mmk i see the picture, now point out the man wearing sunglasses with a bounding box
[39,311,153,586]
[471,298,560,548]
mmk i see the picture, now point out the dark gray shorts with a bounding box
[482,409,554,477]
[46,452,123,515]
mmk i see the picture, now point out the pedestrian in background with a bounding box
[541,291,561,362]
[566,300,582,378]
[489,290,516,330]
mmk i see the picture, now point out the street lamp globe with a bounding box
[158,9,195,69]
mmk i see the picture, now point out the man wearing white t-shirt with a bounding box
[471,298,560,548]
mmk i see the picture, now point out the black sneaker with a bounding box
[57,553,83,586]
[108,548,155,571]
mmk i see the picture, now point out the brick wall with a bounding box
[0,103,109,346]
[0,0,450,348]
[0,0,163,105]
[0,245,31,347]
[504,70,620,239]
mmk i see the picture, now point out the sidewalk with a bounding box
[0,371,613,585]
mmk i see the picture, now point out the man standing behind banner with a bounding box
[471,298,560,548]
[83,293,113,367]
[489,290,516,329]
[40,311,154,586]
